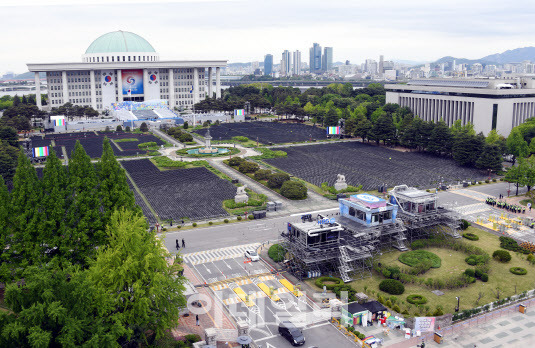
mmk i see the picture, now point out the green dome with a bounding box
[85,31,156,54]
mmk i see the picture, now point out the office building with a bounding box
[264,54,273,76]
[281,50,291,76]
[309,43,322,74]
[322,47,333,72]
[292,50,301,76]
[385,78,535,136]
[379,55,384,74]
[27,30,225,111]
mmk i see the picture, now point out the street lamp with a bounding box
[455,296,460,312]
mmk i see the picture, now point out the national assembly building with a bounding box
[27,31,226,112]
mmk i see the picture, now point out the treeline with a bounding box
[0,141,185,346]
[503,118,535,194]
[0,126,19,179]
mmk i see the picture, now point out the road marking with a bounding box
[290,207,338,216]
[203,264,211,274]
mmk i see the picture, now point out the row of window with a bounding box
[84,55,158,63]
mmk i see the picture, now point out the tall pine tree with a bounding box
[427,120,453,156]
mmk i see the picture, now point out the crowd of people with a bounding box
[486,197,526,214]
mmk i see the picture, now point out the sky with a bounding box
[2,0,535,74]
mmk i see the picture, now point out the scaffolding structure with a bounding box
[389,185,461,242]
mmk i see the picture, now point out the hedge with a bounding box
[267,173,290,189]
[462,233,479,241]
[379,279,405,295]
[238,161,259,173]
[406,294,427,305]
[254,169,272,181]
[500,236,531,254]
[315,276,344,290]
[280,181,307,200]
[268,244,286,262]
[510,267,527,275]
[460,219,471,230]
[228,157,245,166]
[138,141,157,149]
[492,250,512,262]
[398,250,441,268]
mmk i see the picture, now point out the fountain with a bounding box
[187,128,229,155]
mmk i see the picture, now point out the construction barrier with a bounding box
[279,279,304,297]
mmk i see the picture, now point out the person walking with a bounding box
[176,239,179,250]
[182,238,185,248]
[528,202,532,211]
[196,314,199,326]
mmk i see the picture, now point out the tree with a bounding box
[344,117,358,137]
[267,173,290,189]
[452,132,484,167]
[0,140,19,180]
[183,121,189,129]
[505,162,524,196]
[280,181,307,199]
[520,156,535,192]
[0,176,10,282]
[355,119,373,142]
[507,128,529,165]
[116,125,123,132]
[140,122,149,132]
[427,120,453,156]
[324,107,339,127]
[89,209,186,344]
[0,126,19,147]
[371,113,396,145]
[476,143,503,174]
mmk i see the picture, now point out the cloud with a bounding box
[1,0,535,73]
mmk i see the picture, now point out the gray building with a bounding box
[281,50,291,76]
[309,43,322,74]
[264,54,273,76]
[322,47,333,72]
[385,78,535,136]
[292,50,301,76]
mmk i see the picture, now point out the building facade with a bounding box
[322,47,333,72]
[309,43,322,74]
[264,54,273,76]
[385,78,535,136]
[27,31,226,111]
[292,50,301,76]
[280,50,291,77]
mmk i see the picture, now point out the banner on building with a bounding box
[101,70,116,109]
[413,317,435,332]
[33,146,49,158]
[122,69,144,95]
[327,126,341,135]
[50,115,65,126]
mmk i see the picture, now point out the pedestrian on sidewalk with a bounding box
[528,202,532,211]
[182,238,185,248]
[196,314,199,326]
[176,239,179,250]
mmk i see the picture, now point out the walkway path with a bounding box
[151,128,184,148]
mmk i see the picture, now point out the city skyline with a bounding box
[2,0,535,73]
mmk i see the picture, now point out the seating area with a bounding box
[122,159,236,221]
[132,110,159,120]
[264,142,489,190]
[127,179,157,224]
[193,122,327,144]
[154,108,177,118]
[115,109,135,120]
[43,131,166,159]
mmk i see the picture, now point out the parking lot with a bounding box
[183,243,356,347]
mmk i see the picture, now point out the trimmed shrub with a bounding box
[224,219,229,223]
[185,334,201,344]
[228,157,245,166]
[268,244,286,262]
[433,307,444,316]
[238,161,259,173]
[192,222,197,227]
[480,273,489,282]
[315,276,344,290]
[392,304,401,313]
[493,250,512,262]
[232,136,249,142]
[464,269,475,277]
[465,254,489,266]
[208,221,213,225]
[116,125,123,131]
[140,122,149,132]
[406,294,427,305]
[138,141,157,149]
[267,173,290,189]
[462,233,479,241]
[499,236,530,253]
[280,181,307,200]
[474,269,483,278]
[379,279,405,295]
[125,126,131,132]
[237,216,242,221]
[398,250,441,268]
[248,214,254,220]
[510,267,527,275]
[178,133,193,143]
[254,169,272,181]
[460,219,471,230]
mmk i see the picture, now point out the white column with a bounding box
[208,67,213,98]
[34,72,42,109]
[62,71,69,105]
[117,69,123,102]
[168,68,175,109]
[193,67,199,104]
[143,68,149,100]
[89,70,97,110]
[216,67,221,98]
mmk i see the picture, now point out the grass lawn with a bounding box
[307,226,535,316]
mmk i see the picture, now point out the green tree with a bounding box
[280,180,307,199]
[520,156,535,192]
[452,132,485,167]
[476,143,503,174]
[0,140,19,179]
[344,117,358,137]
[97,138,138,224]
[140,122,149,132]
[89,209,186,344]
[355,119,373,142]
[427,120,453,156]
[324,107,339,127]
[0,126,19,147]
[507,128,529,165]
[371,113,396,145]
[0,176,10,282]
[505,161,524,196]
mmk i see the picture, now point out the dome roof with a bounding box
[85,31,156,54]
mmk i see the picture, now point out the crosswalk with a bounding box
[183,243,261,265]
[452,203,492,216]
[210,275,276,291]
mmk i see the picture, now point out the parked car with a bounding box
[278,321,305,346]
[244,249,260,261]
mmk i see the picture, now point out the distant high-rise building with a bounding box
[309,43,322,74]
[322,47,333,72]
[379,55,384,74]
[281,50,291,76]
[264,54,273,76]
[292,50,301,75]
